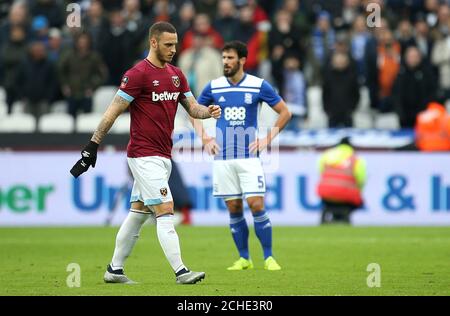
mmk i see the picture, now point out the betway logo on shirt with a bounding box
[152,91,180,102]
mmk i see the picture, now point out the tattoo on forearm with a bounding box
[191,105,211,119]
[91,117,114,144]
[181,98,211,119]
[91,95,129,144]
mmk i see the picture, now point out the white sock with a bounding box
[156,214,187,274]
[111,210,149,270]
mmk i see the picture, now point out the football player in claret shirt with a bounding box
[70,22,221,284]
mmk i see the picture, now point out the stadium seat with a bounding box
[110,112,130,134]
[93,86,117,113]
[0,86,6,103]
[38,113,74,133]
[50,100,69,113]
[356,86,371,113]
[0,113,36,132]
[374,113,400,130]
[353,111,373,129]
[75,112,103,133]
[306,86,328,128]
[0,100,7,117]
[11,100,26,113]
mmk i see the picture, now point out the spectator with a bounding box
[393,46,436,128]
[171,2,196,41]
[412,15,434,65]
[281,54,307,131]
[30,15,49,45]
[317,136,366,225]
[234,5,266,74]
[0,1,29,48]
[431,27,450,103]
[30,0,64,28]
[213,0,239,43]
[149,0,176,23]
[1,25,28,114]
[19,41,56,118]
[82,0,109,52]
[424,0,440,28]
[58,32,107,118]
[123,0,151,60]
[306,11,336,86]
[47,28,66,63]
[238,0,270,30]
[322,51,360,127]
[282,0,311,38]
[269,9,303,88]
[396,19,415,56]
[194,0,217,18]
[98,9,133,85]
[338,0,364,30]
[431,3,450,40]
[350,14,371,84]
[377,28,401,113]
[181,13,224,52]
[178,32,222,97]
[415,102,450,151]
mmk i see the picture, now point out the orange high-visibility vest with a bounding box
[317,155,363,206]
[415,102,450,151]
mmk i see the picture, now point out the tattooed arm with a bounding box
[179,96,221,119]
[91,94,130,144]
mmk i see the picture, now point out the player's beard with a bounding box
[224,61,240,77]
[156,46,173,64]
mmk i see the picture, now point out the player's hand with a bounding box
[208,105,221,119]
[203,138,220,156]
[70,141,99,178]
[249,137,270,154]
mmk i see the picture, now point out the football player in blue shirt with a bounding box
[195,41,291,270]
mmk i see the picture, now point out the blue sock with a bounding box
[253,210,272,259]
[229,213,249,259]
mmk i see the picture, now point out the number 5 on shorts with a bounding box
[258,176,264,189]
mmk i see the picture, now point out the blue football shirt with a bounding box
[198,74,281,160]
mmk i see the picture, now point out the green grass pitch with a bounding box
[0,226,449,296]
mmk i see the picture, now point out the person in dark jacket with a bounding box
[322,51,360,127]
[392,46,437,128]
[19,40,57,118]
[58,32,107,117]
[1,25,28,113]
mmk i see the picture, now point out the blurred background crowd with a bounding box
[1,0,450,132]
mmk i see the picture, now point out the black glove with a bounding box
[70,141,99,178]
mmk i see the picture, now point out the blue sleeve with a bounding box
[197,82,214,106]
[259,80,282,107]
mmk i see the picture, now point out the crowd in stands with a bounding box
[1,0,450,131]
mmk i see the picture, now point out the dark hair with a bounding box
[222,41,248,59]
[149,22,177,40]
[339,136,351,146]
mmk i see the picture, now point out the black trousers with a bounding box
[321,200,359,224]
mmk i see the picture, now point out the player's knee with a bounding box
[226,199,243,213]
[247,197,264,212]
[154,202,174,217]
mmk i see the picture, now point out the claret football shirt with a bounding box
[117,59,193,159]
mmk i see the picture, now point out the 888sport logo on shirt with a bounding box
[224,106,246,126]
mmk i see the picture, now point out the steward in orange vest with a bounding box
[415,102,450,151]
